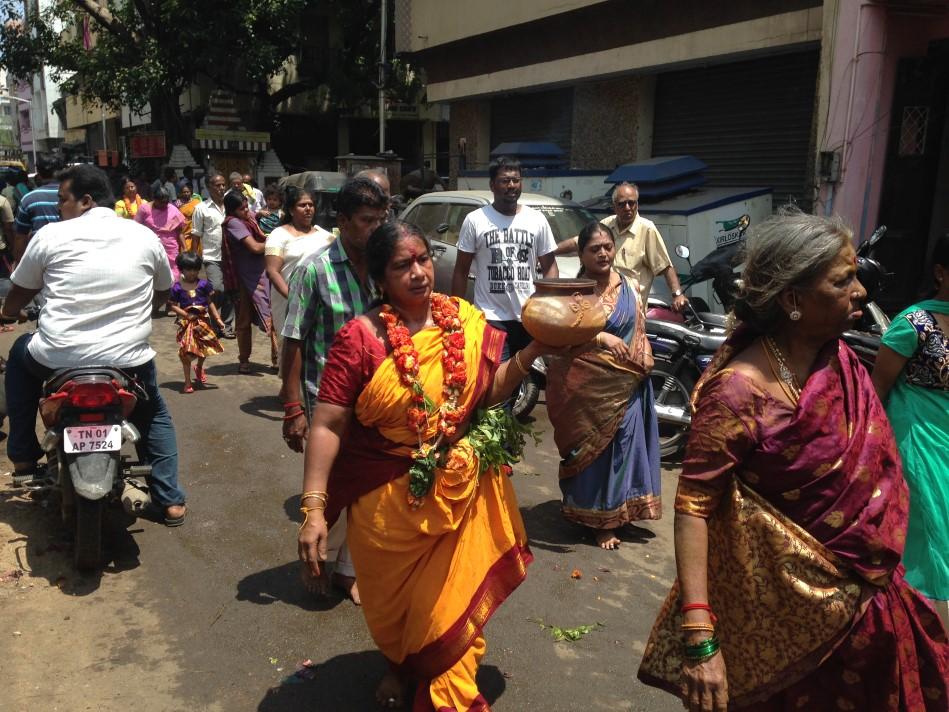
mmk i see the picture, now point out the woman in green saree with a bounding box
[873,233,949,630]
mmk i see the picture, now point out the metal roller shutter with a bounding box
[653,50,819,210]
[490,88,574,156]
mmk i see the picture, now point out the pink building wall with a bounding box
[819,1,949,240]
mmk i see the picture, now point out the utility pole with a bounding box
[378,0,387,154]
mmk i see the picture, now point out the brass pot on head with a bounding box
[521,278,606,347]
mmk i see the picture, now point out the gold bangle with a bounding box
[299,505,326,531]
[513,350,530,376]
[680,623,716,632]
[301,491,328,501]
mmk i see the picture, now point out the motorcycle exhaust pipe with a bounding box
[40,429,60,453]
[654,404,692,426]
[121,478,151,516]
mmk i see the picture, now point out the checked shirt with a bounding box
[281,238,375,414]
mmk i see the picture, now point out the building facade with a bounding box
[397,0,949,308]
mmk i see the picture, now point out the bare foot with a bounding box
[594,528,621,550]
[333,573,361,606]
[301,565,330,596]
[375,670,405,708]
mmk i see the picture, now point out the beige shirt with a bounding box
[0,195,14,225]
[600,213,671,298]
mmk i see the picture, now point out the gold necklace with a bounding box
[763,336,801,404]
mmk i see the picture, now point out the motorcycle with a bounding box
[37,367,153,571]
[646,227,891,460]
[513,358,545,420]
[646,300,727,458]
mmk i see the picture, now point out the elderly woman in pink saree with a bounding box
[638,209,948,711]
[135,186,186,281]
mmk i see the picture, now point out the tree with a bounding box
[0,0,420,144]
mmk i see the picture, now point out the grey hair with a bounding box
[153,186,171,203]
[229,171,243,182]
[733,206,852,332]
[613,181,639,193]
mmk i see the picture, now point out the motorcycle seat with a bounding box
[695,312,728,329]
[43,366,130,396]
[646,319,726,351]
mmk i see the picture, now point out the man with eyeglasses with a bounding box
[557,181,688,312]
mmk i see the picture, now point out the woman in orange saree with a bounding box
[296,221,563,711]
[174,182,202,253]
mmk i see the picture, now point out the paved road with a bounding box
[1,318,682,711]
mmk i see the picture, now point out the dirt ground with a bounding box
[0,319,682,712]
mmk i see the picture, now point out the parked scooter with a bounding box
[513,358,545,420]
[37,367,153,571]
[646,227,891,460]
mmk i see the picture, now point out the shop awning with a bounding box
[194,128,270,153]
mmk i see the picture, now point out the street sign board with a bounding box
[129,132,166,158]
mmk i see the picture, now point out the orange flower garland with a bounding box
[122,195,142,218]
[380,293,468,506]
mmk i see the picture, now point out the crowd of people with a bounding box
[1,153,947,711]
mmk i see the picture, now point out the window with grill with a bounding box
[898,106,929,156]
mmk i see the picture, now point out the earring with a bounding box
[789,293,801,321]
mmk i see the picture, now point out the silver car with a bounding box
[398,190,594,296]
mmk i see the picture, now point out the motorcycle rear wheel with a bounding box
[649,358,696,460]
[513,374,540,420]
[74,496,104,572]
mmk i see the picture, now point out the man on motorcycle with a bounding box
[1,164,187,526]
[556,182,689,312]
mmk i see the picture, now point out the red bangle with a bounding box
[681,602,717,623]
[282,410,305,420]
[282,401,302,410]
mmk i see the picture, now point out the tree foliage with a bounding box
[0,0,421,134]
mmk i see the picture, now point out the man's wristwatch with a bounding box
[673,289,684,297]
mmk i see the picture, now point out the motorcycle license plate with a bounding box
[63,425,122,453]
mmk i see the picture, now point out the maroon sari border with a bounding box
[475,323,506,408]
[562,495,662,529]
[396,542,533,681]
[432,694,490,712]
[416,692,490,712]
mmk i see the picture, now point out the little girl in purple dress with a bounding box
[168,252,225,393]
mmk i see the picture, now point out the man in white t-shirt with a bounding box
[1,165,187,525]
[190,172,235,337]
[451,156,558,364]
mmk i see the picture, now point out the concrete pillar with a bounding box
[635,75,656,161]
[570,75,656,169]
[337,118,350,156]
[448,99,490,187]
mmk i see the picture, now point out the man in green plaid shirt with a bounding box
[278,176,388,604]
[279,176,388,441]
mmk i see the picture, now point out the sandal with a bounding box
[163,504,187,527]
[238,362,252,375]
[183,384,194,394]
[194,366,208,384]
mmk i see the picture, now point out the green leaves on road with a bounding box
[527,618,604,643]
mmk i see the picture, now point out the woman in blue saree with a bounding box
[546,221,661,549]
